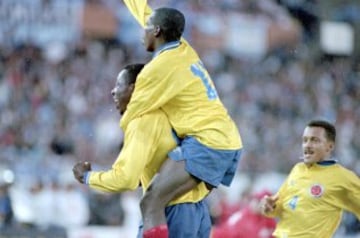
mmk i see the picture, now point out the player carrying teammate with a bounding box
[73,64,211,237]
[120,1,243,237]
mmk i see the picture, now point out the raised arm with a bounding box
[120,0,193,129]
[123,0,153,28]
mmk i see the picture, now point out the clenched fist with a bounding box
[259,194,279,215]
[73,161,92,184]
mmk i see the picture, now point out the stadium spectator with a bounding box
[0,180,13,228]
[211,190,276,238]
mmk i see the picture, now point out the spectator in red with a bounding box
[211,190,276,238]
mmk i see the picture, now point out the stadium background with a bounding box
[0,0,359,237]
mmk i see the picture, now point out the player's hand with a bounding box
[259,194,279,214]
[72,161,92,184]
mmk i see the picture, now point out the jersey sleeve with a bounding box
[87,116,159,193]
[123,0,152,28]
[342,170,360,220]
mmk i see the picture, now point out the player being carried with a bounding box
[120,1,243,237]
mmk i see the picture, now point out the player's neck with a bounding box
[154,39,167,51]
[304,157,337,167]
[153,40,181,58]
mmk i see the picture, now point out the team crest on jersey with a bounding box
[309,184,324,198]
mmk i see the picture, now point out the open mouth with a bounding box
[303,150,314,158]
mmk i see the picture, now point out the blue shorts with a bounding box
[165,200,211,238]
[137,200,211,238]
[168,136,242,187]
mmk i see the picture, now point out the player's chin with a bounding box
[143,42,154,52]
[303,158,315,165]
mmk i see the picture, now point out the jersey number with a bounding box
[190,61,218,100]
[288,195,298,210]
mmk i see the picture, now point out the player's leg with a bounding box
[141,137,242,238]
[164,200,211,238]
[195,200,212,238]
[140,158,200,234]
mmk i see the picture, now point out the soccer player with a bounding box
[120,1,243,237]
[72,64,211,238]
[259,119,360,238]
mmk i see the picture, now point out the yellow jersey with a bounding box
[121,0,242,150]
[267,161,360,238]
[88,110,209,205]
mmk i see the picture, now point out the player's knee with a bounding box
[140,192,163,214]
[139,195,149,214]
[146,181,169,198]
[140,187,168,212]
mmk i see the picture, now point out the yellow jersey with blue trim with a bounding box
[87,110,209,205]
[121,0,242,150]
[266,161,360,238]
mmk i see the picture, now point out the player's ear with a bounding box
[154,25,161,37]
[327,142,334,152]
[128,83,135,92]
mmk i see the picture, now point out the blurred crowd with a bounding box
[0,0,359,237]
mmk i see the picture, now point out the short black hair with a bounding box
[123,64,145,84]
[307,119,336,143]
[153,7,185,42]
